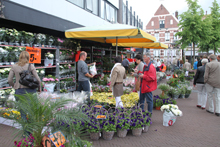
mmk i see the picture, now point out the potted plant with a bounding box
[169,88,180,100]
[179,86,186,98]
[44,51,54,66]
[130,111,144,136]
[142,110,152,133]
[116,113,130,138]
[185,86,192,98]
[158,83,170,96]
[102,114,116,140]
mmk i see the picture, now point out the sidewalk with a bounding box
[1,79,220,147]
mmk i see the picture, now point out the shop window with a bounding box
[170,19,173,25]
[92,0,98,15]
[154,33,159,42]
[165,32,170,41]
[101,0,105,19]
[86,0,93,11]
[106,3,116,23]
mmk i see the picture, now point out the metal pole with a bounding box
[116,37,118,56]
[191,43,192,64]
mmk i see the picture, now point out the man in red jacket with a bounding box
[139,53,157,113]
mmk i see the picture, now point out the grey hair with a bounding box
[209,54,216,60]
[201,59,208,64]
[143,53,151,60]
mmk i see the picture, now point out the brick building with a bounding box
[145,4,182,64]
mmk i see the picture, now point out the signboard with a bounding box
[49,131,66,147]
[96,115,107,119]
[26,47,41,63]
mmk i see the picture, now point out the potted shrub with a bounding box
[142,110,152,133]
[158,83,170,96]
[87,117,101,140]
[130,111,144,136]
[185,86,192,98]
[102,114,116,140]
[155,99,163,110]
[179,86,186,98]
[116,113,130,138]
[170,88,180,100]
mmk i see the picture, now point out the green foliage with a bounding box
[179,74,185,82]
[155,99,163,107]
[157,83,170,92]
[176,0,205,63]
[98,75,109,85]
[167,78,178,87]
[11,93,88,147]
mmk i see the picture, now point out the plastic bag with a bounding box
[89,63,97,76]
[44,83,56,93]
[44,57,54,67]
[89,81,93,96]
[163,111,177,126]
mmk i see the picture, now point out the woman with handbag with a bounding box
[8,51,41,136]
[131,54,144,97]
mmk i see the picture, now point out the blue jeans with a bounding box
[140,90,153,113]
[15,88,36,136]
[77,80,90,103]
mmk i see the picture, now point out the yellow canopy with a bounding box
[65,24,156,43]
[112,42,168,49]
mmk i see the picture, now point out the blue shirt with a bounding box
[193,61,198,70]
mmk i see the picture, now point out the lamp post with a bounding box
[191,43,192,64]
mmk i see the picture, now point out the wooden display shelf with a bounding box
[59,62,75,64]
[0,87,12,90]
[36,65,56,69]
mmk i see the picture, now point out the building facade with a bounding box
[145,4,182,64]
[0,0,143,37]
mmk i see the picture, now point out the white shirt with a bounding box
[156,61,161,67]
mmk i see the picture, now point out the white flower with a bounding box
[48,54,54,58]
[40,70,45,74]
[37,70,39,73]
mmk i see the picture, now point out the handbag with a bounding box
[19,64,39,89]
[135,77,141,91]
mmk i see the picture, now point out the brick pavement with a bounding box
[1,79,220,147]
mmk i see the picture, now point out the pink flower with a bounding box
[14,141,17,145]
[56,79,59,81]
[43,78,48,82]
[71,52,74,55]
[60,52,62,54]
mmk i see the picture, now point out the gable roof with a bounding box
[154,4,170,16]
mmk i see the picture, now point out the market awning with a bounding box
[112,42,168,49]
[65,24,156,55]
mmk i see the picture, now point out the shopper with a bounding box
[139,53,157,113]
[77,51,95,102]
[204,54,220,117]
[110,56,126,108]
[180,60,184,69]
[8,51,41,136]
[177,59,180,68]
[193,59,208,109]
[193,59,198,74]
[156,59,161,72]
[184,59,191,71]
[131,54,144,96]
[197,56,203,68]
[122,56,129,72]
[158,61,165,72]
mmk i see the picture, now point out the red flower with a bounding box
[14,141,17,145]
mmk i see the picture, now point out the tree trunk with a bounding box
[207,47,209,56]
[193,42,195,65]
[214,44,216,55]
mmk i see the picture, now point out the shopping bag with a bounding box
[44,83,56,93]
[89,63,97,76]
[89,81,93,96]
[44,57,54,67]
[163,111,177,126]
[135,77,140,91]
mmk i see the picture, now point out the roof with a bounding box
[154,4,170,16]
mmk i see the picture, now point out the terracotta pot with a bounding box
[117,129,127,138]
[103,131,114,140]
[132,128,142,136]
[155,106,161,110]
[90,132,100,140]
[142,125,149,133]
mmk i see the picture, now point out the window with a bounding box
[127,10,130,24]
[151,21,154,26]
[154,33,159,41]
[86,0,93,11]
[106,3,116,22]
[173,32,178,40]
[160,20,165,28]
[165,32,170,41]
[165,50,167,56]
[68,0,84,8]
[170,19,173,25]
[101,0,105,19]
[92,0,98,15]
[123,4,126,24]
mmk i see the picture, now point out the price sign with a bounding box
[94,105,103,109]
[49,131,66,147]
[96,115,107,119]
[26,47,41,63]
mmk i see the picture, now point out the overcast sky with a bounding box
[123,0,220,29]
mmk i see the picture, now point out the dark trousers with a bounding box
[139,90,153,113]
[15,88,36,136]
[77,80,90,103]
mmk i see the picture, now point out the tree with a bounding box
[209,0,220,54]
[176,0,204,64]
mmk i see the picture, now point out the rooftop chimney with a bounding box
[206,11,207,15]
[175,11,178,19]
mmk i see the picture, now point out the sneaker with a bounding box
[206,110,214,114]
[197,105,201,108]
[215,113,220,117]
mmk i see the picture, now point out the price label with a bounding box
[96,115,106,119]
[26,47,41,63]
[49,131,66,147]
[94,105,103,109]
[108,96,113,99]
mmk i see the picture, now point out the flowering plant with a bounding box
[45,52,54,59]
[185,86,192,94]
[64,64,71,69]
[142,109,152,126]
[130,111,144,129]
[160,104,183,116]
[116,112,130,130]
[0,67,11,76]
[0,108,21,119]
[87,117,100,133]
[102,114,117,132]
[36,69,45,75]
[168,87,180,96]
[42,75,59,83]
[7,29,20,42]
[158,83,170,92]
[13,134,35,147]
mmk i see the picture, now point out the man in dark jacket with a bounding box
[193,59,208,109]
[197,56,203,68]
[139,53,157,113]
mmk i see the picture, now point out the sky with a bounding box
[123,0,220,29]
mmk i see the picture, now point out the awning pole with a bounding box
[116,37,118,56]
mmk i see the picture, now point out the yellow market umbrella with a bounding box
[65,24,156,55]
[112,42,168,49]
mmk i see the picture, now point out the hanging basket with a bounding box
[103,131,114,140]
[142,125,149,133]
[90,132,100,140]
[117,129,127,138]
[132,128,142,136]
